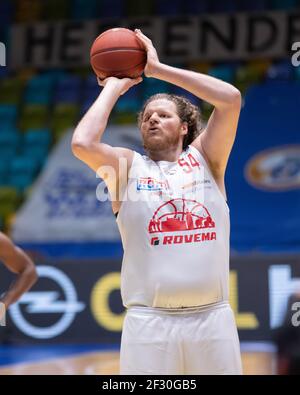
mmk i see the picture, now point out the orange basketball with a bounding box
[90,27,147,79]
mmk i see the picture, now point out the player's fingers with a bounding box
[97,76,105,86]
[135,29,152,45]
[135,29,152,41]
[134,33,148,49]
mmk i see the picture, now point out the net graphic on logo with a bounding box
[0,302,6,326]
[149,198,216,246]
[0,42,6,67]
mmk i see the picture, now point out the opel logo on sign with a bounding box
[9,266,85,339]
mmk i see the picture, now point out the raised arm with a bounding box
[0,233,37,309]
[135,29,241,184]
[71,77,142,198]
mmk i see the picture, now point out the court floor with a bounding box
[0,345,277,375]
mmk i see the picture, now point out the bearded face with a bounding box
[140,99,187,153]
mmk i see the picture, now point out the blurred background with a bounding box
[0,0,300,375]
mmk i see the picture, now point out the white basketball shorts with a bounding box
[120,302,242,375]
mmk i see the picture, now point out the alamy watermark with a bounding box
[291,302,300,327]
[95,158,206,204]
[0,302,6,326]
[291,42,300,67]
[0,42,6,67]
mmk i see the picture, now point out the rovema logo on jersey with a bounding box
[149,198,216,246]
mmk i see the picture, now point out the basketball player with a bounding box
[72,29,242,374]
[0,232,37,323]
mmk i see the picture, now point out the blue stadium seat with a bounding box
[0,104,18,123]
[81,90,99,112]
[54,89,80,104]
[85,74,99,89]
[24,89,52,105]
[23,129,51,163]
[27,75,54,90]
[81,98,95,115]
[0,119,17,131]
[56,75,82,90]
[0,147,18,161]
[0,125,18,135]
[24,129,51,147]
[9,173,36,191]
[266,60,294,80]
[21,146,49,166]
[42,69,67,82]
[0,131,20,160]
[0,130,20,145]
[25,74,54,105]
[115,84,142,112]
[82,86,99,102]
[0,161,9,185]
[10,156,39,178]
[208,64,235,83]
[82,75,99,106]
[115,98,140,113]
[143,79,171,99]
[54,75,81,104]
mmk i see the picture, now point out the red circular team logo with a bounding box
[148,198,215,234]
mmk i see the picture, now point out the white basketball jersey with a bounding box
[116,145,230,308]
